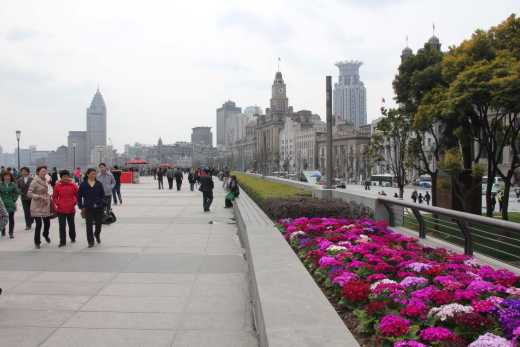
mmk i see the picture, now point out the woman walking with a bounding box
[78,168,105,248]
[0,171,20,238]
[28,166,53,248]
[16,167,34,230]
[52,170,78,247]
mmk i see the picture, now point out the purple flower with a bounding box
[318,256,341,268]
[419,327,455,342]
[394,341,428,347]
[332,271,358,286]
[400,276,429,289]
[468,332,511,347]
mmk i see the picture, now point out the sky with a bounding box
[1,0,518,153]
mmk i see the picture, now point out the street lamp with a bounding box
[72,143,77,170]
[15,130,21,170]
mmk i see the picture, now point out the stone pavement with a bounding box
[0,176,258,347]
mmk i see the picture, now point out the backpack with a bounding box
[102,210,117,225]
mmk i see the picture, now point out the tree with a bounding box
[372,107,412,198]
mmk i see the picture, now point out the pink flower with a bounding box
[318,256,341,268]
[419,327,455,342]
[379,314,410,337]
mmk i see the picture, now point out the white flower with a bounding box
[468,332,511,347]
[289,231,306,241]
[370,279,397,291]
[326,245,347,253]
[428,303,474,321]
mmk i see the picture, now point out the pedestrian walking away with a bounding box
[52,170,78,247]
[50,167,59,187]
[28,166,53,248]
[166,167,174,190]
[17,167,34,230]
[174,168,183,191]
[0,171,20,238]
[97,163,116,212]
[188,170,195,191]
[411,190,418,203]
[199,169,214,212]
[78,168,106,247]
[157,168,165,190]
[111,166,123,205]
[425,191,431,205]
[418,193,423,204]
[74,167,82,184]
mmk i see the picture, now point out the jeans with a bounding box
[202,191,213,211]
[58,213,76,244]
[104,195,112,212]
[112,183,122,204]
[85,208,103,245]
[21,199,33,228]
[1,212,15,236]
[34,217,51,245]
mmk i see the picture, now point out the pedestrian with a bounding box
[491,192,497,212]
[50,167,59,187]
[52,170,78,247]
[157,168,165,190]
[16,167,34,230]
[515,188,520,202]
[28,166,53,248]
[174,168,183,191]
[497,191,504,213]
[194,169,200,189]
[96,163,116,211]
[225,175,240,208]
[74,167,82,184]
[393,193,399,198]
[425,191,431,205]
[188,170,195,191]
[78,168,105,247]
[418,193,423,204]
[111,166,123,205]
[0,171,20,238]
[411,190,418,203]
[152,167,157,181]
[199,169,214,212]
[166,167,174,190]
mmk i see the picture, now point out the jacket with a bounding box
[78,180,106,209]
[111,170,122,185]
[17,176,33,200]
[188,173,195,183]
[199,175,214,193]
[174,170,183,181]
[0,198,8,230]
[0,182,20,213]
[96,172,116,196]
[52,180,79,214]
[28,176,52,217]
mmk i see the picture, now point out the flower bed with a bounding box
[279,217,520,347]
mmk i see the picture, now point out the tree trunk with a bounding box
[502,179,511,220]
[485,166,496,217]
[431,171,437,207]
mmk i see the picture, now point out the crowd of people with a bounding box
[0,163,122,248]
[150,166,240,212]
[411,190,432,205]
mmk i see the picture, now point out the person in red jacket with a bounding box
[52,170,78,247]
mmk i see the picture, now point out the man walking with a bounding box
[157,168,164,190]
[16,167,33,230]
[188,170,195,191]
[199,169,214,212]
[174,168,183,191]
[96,163,116,211]
[166,168,174,190]
[111,166,123,205]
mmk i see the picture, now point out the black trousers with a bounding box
[112,184,122,204]
[158,178,164,189]
[202,191,213,211]
[167,178,174,190]
[1,212,15,236]
[190,183,194,191]
[58,213,76,244]
[176,180,182,191]
[21,199,33,228]
[34,217,51,245]
[85,208,103,245]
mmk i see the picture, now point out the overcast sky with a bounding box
[1,0,518,152]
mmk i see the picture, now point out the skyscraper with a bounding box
[216,101,241,147]
[191,127,213,146]
[333,61,367,128]
[86,88,107,163]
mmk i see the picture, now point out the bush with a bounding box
[233,172,311,201]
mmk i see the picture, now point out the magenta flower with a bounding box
[394,341,428,347]
[379,314,410,337]
[419,327,455,342]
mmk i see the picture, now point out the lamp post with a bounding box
[325,76,334,190]
[15,130,21,170]
[72,143,77,170]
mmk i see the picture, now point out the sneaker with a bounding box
[9,234,14,239]
[35,244,41,249]
[25,226,31,231]
[58,243,66,248]
[95,233,101,244]
[88,243,94,248]
[44,235,51,243]
[71,239,76,243]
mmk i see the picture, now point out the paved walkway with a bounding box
[0,177,257,347]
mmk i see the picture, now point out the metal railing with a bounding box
[378,196,520,264]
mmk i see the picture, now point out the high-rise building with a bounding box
[67,131,88,169]
[243,105,263,117]
[333,60,367,128]
[216,101,241,147]
[86,88,107,163]
[191,127,213,146]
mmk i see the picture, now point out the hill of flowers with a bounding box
[279,217,520,347]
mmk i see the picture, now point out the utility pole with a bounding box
[325,76,334,190]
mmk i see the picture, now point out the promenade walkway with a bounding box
[0,177,257,347]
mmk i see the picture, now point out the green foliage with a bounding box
[233,172,310,202]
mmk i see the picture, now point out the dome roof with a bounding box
[401,46,413,59]
[427,35,441,50]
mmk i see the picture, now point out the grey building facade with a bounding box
[191,127,213,146]
[216,101,241,147]
[86,88,107,163]
[333,61,367,128]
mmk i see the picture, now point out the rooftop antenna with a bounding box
[406,35,409,47]
[97,83,100,92]
[277,57,281,72]
[433,23,436,36]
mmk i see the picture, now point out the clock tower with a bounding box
[270,71,289,114]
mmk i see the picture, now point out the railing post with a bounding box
[455,219,473,256]
[411,208,426,239]
[382,202,395,227]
